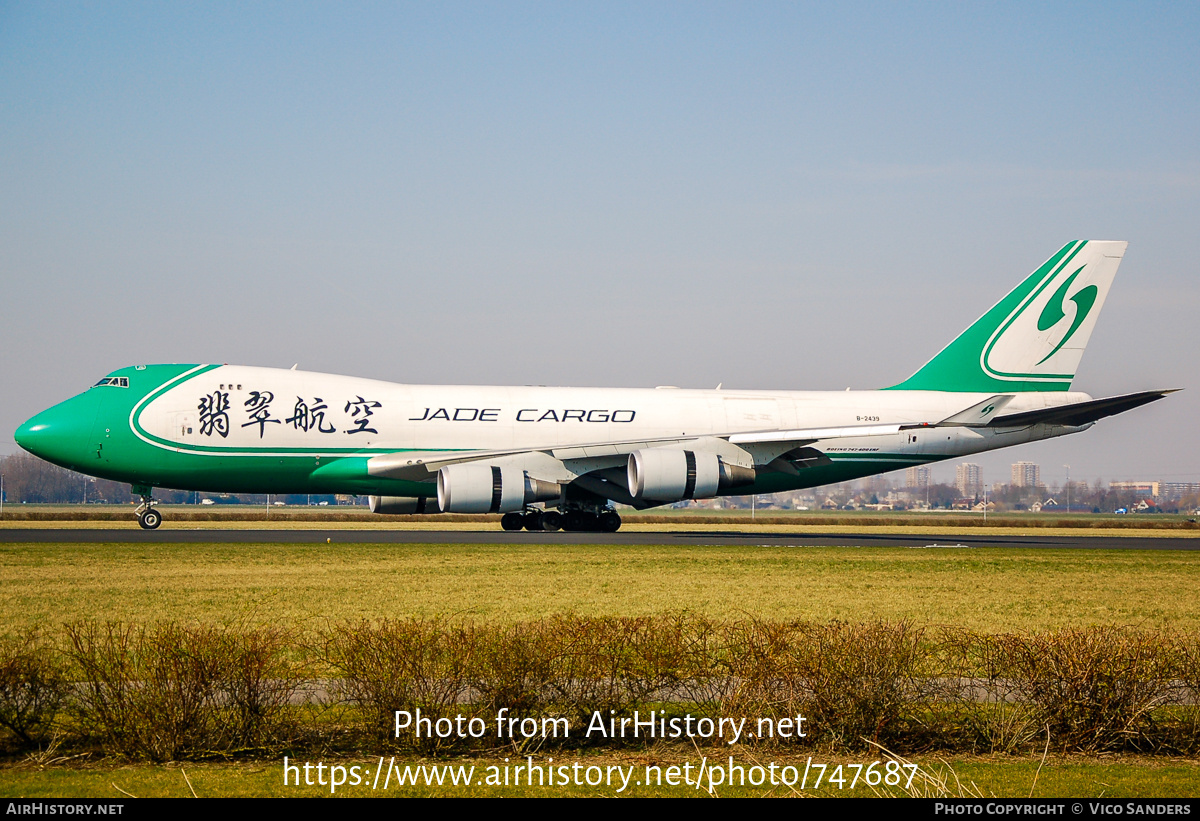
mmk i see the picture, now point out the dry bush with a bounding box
[35,618,1196,759]
[1165,633,1200,752]
[62,621,301,760]
[789,620,935,748]
[322,618,475,752]
[658,613,735,720]
[939,629,1041,754]
[465,616,680,752]
[0,630,67,748]
[468,620,557,717]
[721,619,804,721]
[321,614,707,751]
[983,628,1174,752]
[544,615,683,731]
[64,622,224,760]
[213,625,304,750]
[722,620,935,748]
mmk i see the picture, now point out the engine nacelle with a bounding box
[369,495,442,515]
[627,449,756,502]
[436,463,562,513]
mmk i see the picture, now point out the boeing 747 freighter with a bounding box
[15,241,1174,531]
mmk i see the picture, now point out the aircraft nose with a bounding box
[14,394,101,471]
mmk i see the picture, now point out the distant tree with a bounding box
[0,454,136,504]
[0,454,80,503]
[928,483,957,509]
[90,477,132,504]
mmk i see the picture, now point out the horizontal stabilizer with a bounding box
[989,390,1178,428]
[938,394,1015,426]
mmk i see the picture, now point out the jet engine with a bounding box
[436,463,562,513]
[627,449,756,502]
[368,495,442,515]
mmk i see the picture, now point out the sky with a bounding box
[1,2,1197,488]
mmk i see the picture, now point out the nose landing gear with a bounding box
[132,485,161,530]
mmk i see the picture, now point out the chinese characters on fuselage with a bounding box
[344,397,381,435]
[194,393,641,439]
[197,392,231,437]
[196,391,381,438]
[287,397,336,433]
[242,391,281,437]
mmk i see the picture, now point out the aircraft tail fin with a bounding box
[887,240,1127,392]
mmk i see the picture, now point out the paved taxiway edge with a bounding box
[2,528,1198,550]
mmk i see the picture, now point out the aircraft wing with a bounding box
[365,435,715,483]
[365,422,910,484]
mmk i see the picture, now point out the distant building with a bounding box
[865,474,891,492]
[1011,461,1041,488]
[905,466,930,488]
[1110,481,1160,499]
[956,463,982,497]
[1161,482,1200,500]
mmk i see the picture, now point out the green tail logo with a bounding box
[1035,265,1098,365]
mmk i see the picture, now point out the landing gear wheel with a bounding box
[132,485,160,530]
[563,510,585,531]
[599,511,621,533]
[501,511,525,531]
[523,510,544,531]
[540,511,563,532]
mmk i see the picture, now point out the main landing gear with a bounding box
[500,506,621,533]
[132,485,161,530]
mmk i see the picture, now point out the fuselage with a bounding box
[15,363,1091,499]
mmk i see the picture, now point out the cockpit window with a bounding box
[92,377,129,388]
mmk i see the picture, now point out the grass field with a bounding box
[3,504,1199,533]
[3,541,1200,632]
[4,755,1200,798]
[5,535,1200,798]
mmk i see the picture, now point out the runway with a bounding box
[2,528,1198,550]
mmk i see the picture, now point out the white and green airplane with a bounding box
[15,240,1174,532]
